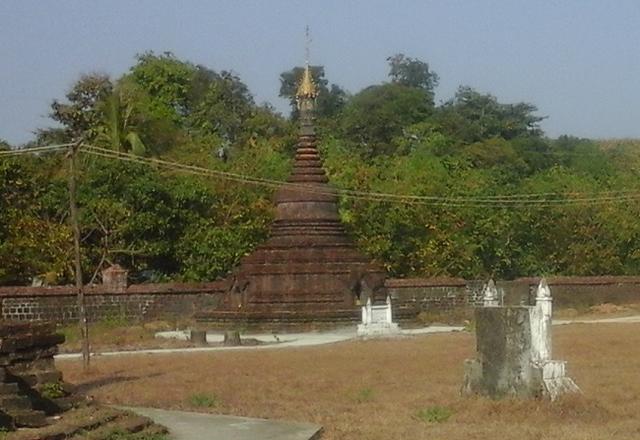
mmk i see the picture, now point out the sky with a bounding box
[1,0,639,145]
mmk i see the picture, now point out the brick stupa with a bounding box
[197,64,388,328]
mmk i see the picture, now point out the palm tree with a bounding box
[97,88,146,155]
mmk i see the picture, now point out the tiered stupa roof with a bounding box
[197,65,388,327]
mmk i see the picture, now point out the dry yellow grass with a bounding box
[58,324,640,439]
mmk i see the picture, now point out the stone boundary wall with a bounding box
[0,282,226,324]
[385,277,475,312]
[387,276,640,313]
[1,276,639,324]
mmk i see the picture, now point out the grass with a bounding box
[57,319,196,353]
[415,405,452,423]
[102,430,170,440]
[58,322,640,439]
[188,393,220,408]
[349,387,375,403]
[40,381,65,399]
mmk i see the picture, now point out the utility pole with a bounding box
[67,140,90,371]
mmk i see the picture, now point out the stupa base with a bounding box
[195,305,419,331]
[195,308,361,331]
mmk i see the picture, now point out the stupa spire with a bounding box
[296,26,318,116]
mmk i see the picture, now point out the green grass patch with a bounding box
[415,405,453,424]
[351,387,375,403]
[188,393,220,408]
[103,429,170,440]
[40,381,66,399]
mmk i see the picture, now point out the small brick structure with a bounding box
[101,264,128,292]
[0,321,81,429]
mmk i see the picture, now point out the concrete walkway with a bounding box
[56,325,463,360]
[553,314,640,325]
[123,407,322,440]
[55,316,640,361]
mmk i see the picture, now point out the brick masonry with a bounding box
[0,283,226,324]
[1,276,640,324]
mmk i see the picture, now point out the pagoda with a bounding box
[197,63,388,327]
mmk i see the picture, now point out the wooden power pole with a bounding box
[68,140,90,371]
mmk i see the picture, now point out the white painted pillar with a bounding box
[483,279,500,307]
[532,278,553,362]
[365,297,372,325]
[385,295,393,324]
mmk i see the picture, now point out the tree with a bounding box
[435,86,545,143]
[127,51,194,123]
[95,86,146,154]
[187,70,254,142]
[339,83,433,157]
[50,73,113,140]
[0,157,72,284]
[279,65,347,119]
[387,53,439,100]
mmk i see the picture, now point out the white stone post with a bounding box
[482,279,500,307]
[365,297,372,325]
[385,295,393,324]
[531,278,553,362]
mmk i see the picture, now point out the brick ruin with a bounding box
[196,65,396,328]
[0,322,80,429]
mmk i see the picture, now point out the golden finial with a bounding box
[296,26,318,102]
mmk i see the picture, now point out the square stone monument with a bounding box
[462,279,579,400]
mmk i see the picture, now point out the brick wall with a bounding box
[1,275,639,324]
[386,276,640,313]
[385,277,470,313]
[0,282,225,324]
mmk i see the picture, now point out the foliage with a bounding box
[40,381,66,399]
[387,53,439,99]
[50,73,113,140]
[188,393,220,408]
[415,405,453,423]
[434,86,545,143]
[339,83,434,157]
[2,52,640,285]
[279,65,347,119]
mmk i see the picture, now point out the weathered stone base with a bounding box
[197,306,417,331]
[535,360,581,401]
[463,358,580,400]
[356,322,400,338]
[196,308,361,331]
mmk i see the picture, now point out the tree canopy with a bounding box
[2,51,640,285]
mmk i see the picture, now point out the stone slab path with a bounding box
[121,407,322,440]
[56,325,463,360]
[55,317,640,361]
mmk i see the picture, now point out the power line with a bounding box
[80,144,640,208]
[0,142,75,156]
[3,142,639,207]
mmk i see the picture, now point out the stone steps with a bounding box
[6,406,166,440]
[0,374,48,429]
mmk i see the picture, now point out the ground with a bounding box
[58,322,640,440]
[58,302,640,353]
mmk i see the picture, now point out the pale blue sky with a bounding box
[1,0,639,145]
